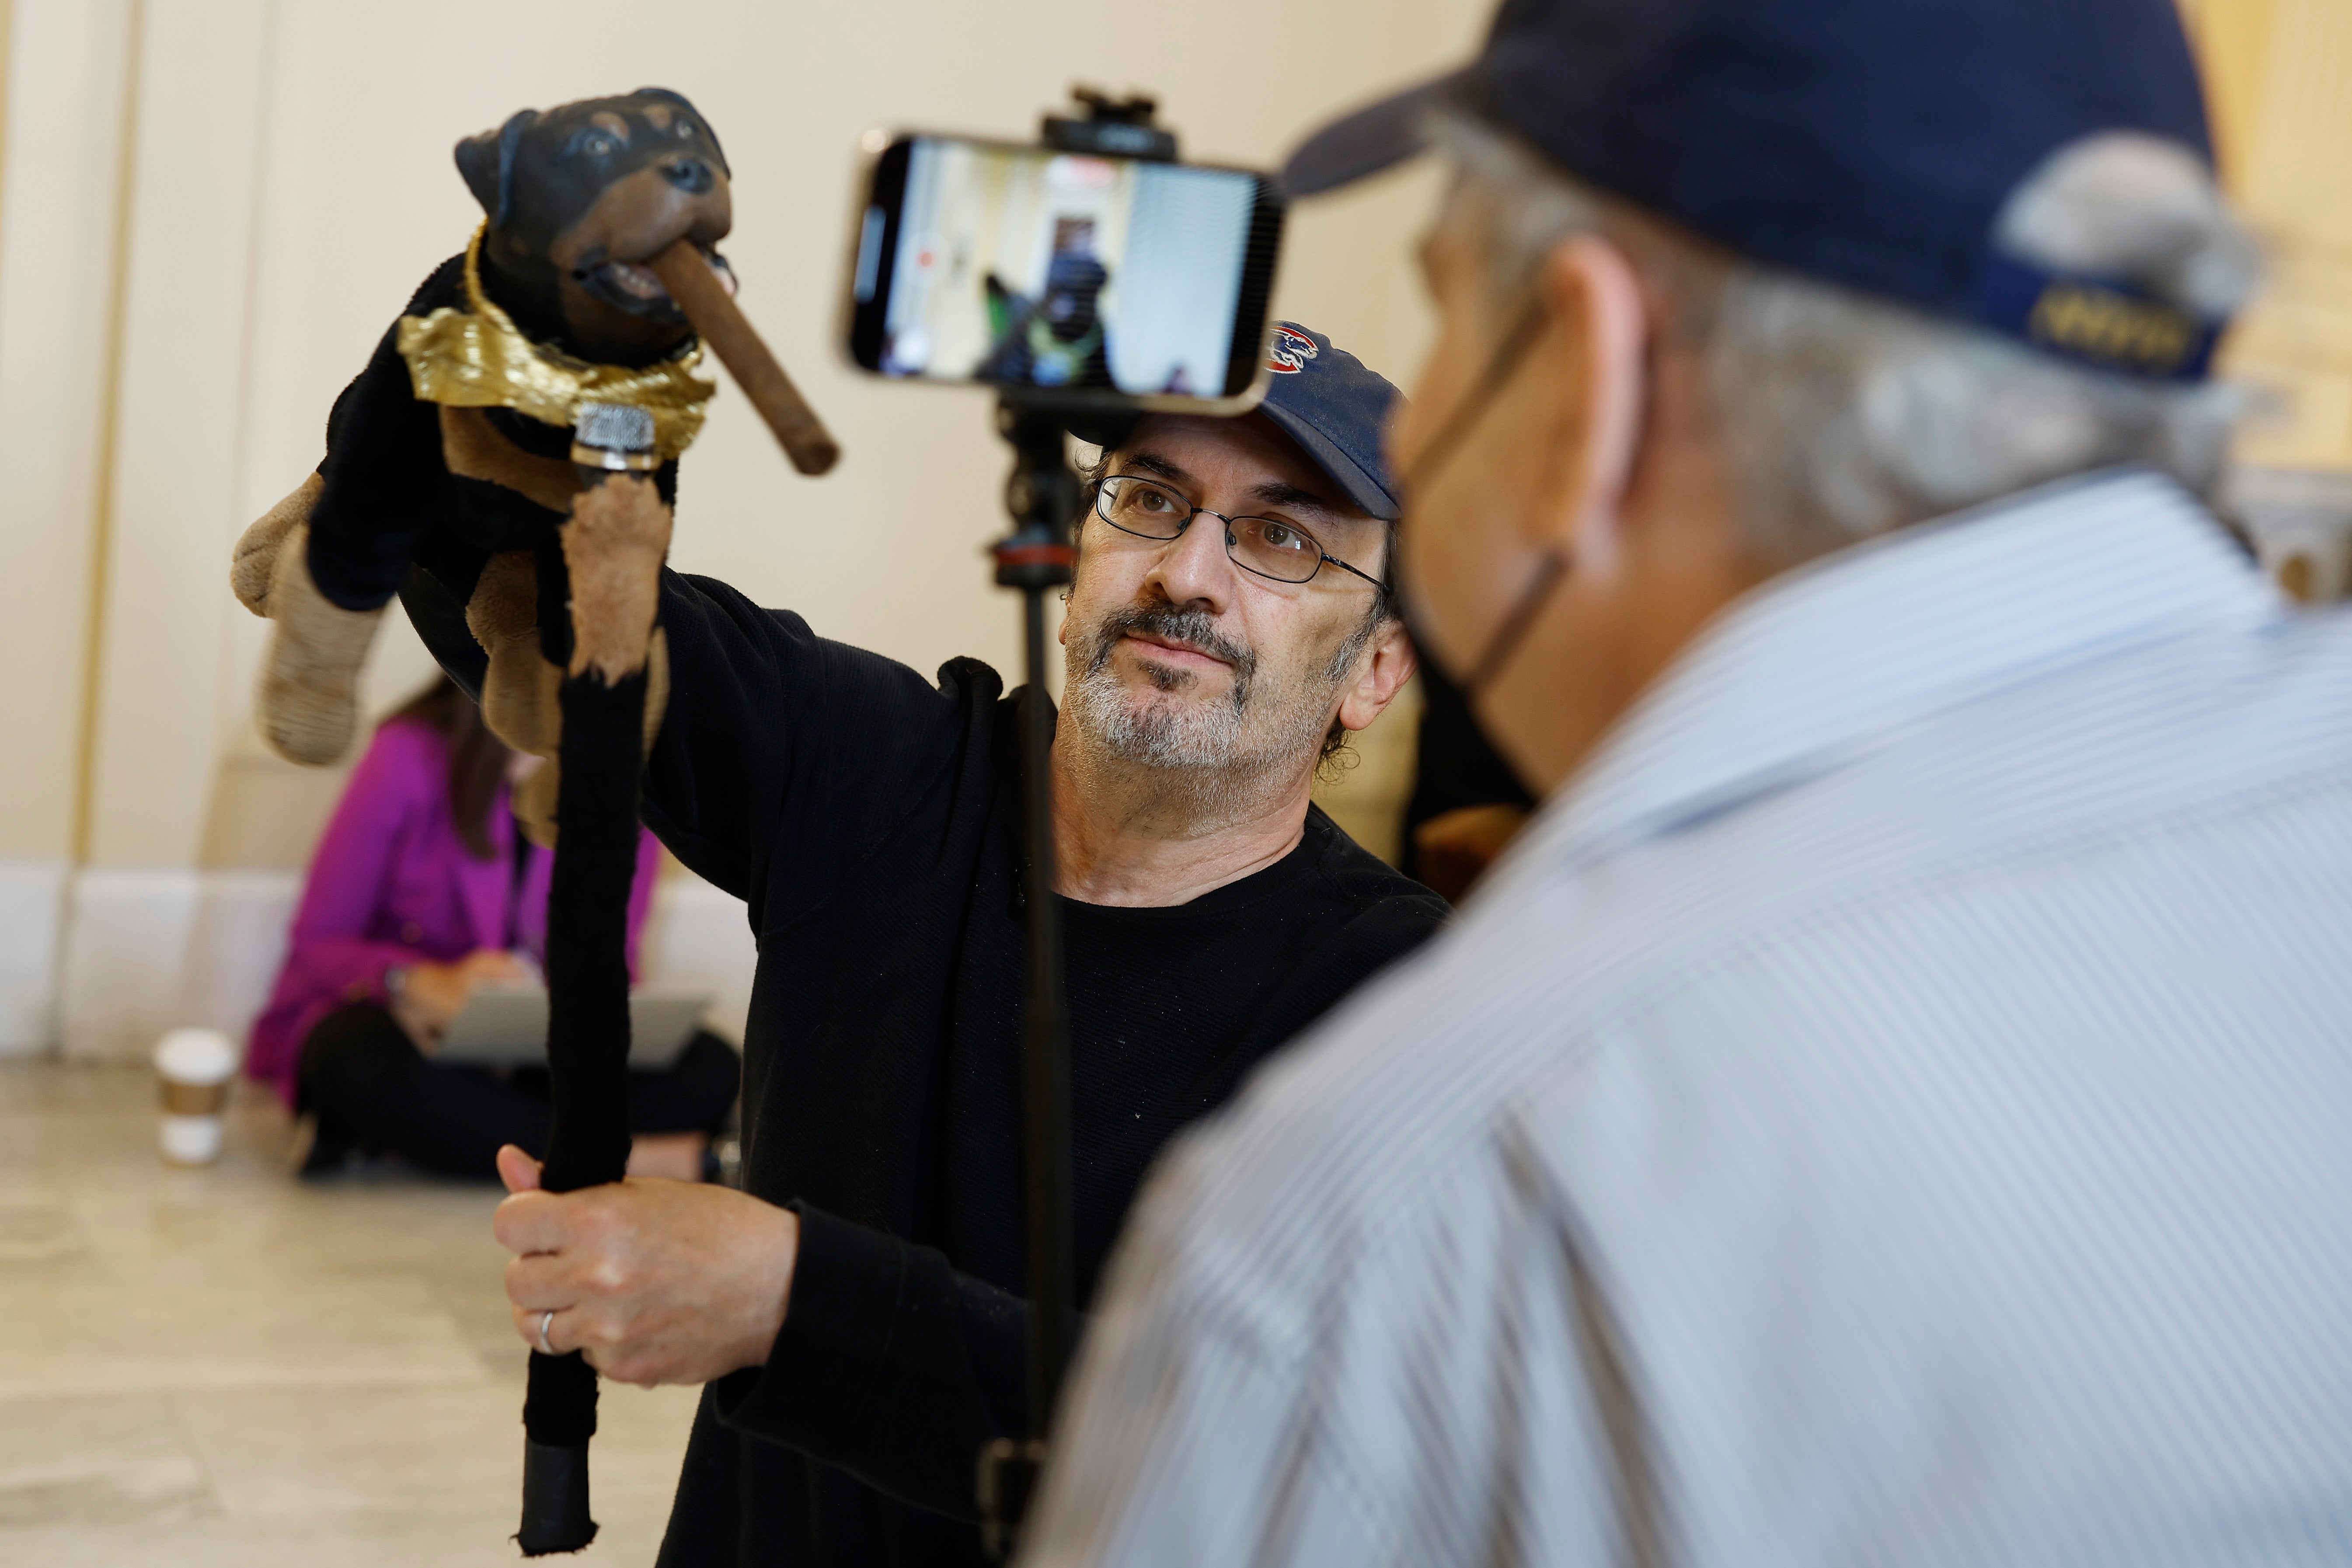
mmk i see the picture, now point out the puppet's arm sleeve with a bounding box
[707,1204,1037,1523]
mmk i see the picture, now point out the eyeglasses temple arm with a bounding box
[1326,555,1390,596]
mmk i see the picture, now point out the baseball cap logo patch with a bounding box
[1266,324,1319,374]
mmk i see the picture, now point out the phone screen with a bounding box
[846,135,1282,406]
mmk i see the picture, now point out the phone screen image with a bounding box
[850,136,1279,403]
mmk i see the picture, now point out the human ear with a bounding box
[1526,234,1648,569]
[1334,615,1420,734]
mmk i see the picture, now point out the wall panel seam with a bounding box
[69,0,146,866]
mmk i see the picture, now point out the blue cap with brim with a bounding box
[1283,0,2227,383]
[1251,322,1401,521]
[1070,321,1404,521]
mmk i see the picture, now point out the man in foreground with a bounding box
[405,324,1440,1563]
[1023,1,2352,1563]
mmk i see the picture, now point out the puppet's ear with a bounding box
[454,109,538,227]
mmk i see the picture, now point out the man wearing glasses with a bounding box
[436,321,1440,1566]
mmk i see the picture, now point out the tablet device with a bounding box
[435,985,713,1069]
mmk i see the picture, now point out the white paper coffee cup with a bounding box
[160,1113,226,1164]
[153,1028,238,1167]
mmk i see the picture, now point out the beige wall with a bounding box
[0,0,135,866]
[2181,0,2352,474]
[12,0,2351,1053]
[0,0,1483,1051]
[70,0,1478,873]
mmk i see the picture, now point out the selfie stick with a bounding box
[974,89,1176,1563]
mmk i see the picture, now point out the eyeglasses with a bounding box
[1091,474,1386,592]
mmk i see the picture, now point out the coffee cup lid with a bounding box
[154,1028,239,1086]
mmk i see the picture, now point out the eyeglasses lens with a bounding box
[1227,517,1321,583]
[1100,477,1188,539]
[1099,477,1323,585]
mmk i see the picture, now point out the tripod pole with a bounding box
[1014,574,1075,1422]
[972,88,1179,1558]
[978,397,1080,1559]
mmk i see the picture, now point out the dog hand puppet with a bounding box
[233,86,730,771]
[231,88,740,1557]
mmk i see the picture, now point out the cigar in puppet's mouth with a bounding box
[580,246,738,317]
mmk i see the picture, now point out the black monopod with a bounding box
[972,88,1180,1565]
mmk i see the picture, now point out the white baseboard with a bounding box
[0,860,70,1055]
[40,864,757,1065]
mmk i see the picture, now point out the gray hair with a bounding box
[1433,115,2260,565]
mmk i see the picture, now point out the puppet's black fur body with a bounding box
[308,83,725,617]
[307,257,681,619]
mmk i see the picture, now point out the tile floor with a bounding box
[0,1061,700,1565]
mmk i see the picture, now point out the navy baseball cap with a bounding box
[1070,321,1404,519]
[1283,0,2226,381]
[1252,322,1401,521]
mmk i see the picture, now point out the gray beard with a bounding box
[1063,601,1354,780]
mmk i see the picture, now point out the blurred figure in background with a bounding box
[247,676,739,1181]
[1024,0,2352,1563]
[1402,661,1533,900]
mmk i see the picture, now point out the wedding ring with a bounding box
[538,1309,558,1356]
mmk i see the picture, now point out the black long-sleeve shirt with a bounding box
[405,561,1445,1565]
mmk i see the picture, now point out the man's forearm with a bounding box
[714,1204,1038,1520]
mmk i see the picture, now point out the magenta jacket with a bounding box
[246,715,662,1100]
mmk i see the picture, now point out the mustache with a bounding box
[1083,602,1256,682]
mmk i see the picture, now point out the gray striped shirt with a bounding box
[1024,470,2352,1568]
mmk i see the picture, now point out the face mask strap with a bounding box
[1396,289,1552,503]
[1397,289,1571,699]
[1462,546,1571,696]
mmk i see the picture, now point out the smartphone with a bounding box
[844,132,1285,414]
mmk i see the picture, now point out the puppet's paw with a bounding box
[467,551,563,757]
[643,626,670,753]
[231,474,324,617]
[513,753,561,849]
[255,523,382,765]
[484,637,564,758]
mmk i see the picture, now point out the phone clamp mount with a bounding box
[976,87,1178,1564]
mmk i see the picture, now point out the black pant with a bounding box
[296,1002,741,1179]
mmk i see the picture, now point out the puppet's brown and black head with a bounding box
[456,88,733,366]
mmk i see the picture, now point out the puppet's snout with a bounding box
[662,156,714,195]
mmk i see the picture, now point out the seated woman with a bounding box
[247,676,740,1181]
